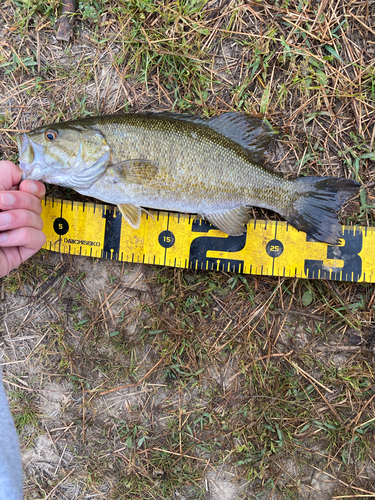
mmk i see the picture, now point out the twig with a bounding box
[56,0,77,41]
[43,469,74,500]
[99,358,164,395]
[151,447,208,462]
[288,360,334,394]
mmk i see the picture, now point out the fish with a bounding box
[16,112,360,244]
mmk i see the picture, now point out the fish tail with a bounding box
[283,177,360,244]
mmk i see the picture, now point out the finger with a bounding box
[19,180,46,200]
[18,243,46,265]
[0,227,46,250]
[0,209,43,232]
[0,161,22,191]
[0,191,43,215]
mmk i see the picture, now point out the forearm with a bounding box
[0,369,23,500]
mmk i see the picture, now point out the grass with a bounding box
[10,389,40,431]
[0,0,374,499]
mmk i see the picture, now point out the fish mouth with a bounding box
[16,133,28,157]
[16,134,45,181]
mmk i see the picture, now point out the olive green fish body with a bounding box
[17,112,360,243]
[77,114,290,214]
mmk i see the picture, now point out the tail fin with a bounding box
[284,177,360,244]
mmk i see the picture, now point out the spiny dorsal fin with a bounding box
[201,206,251,236]
[150,111,275,164]
[118,204,142,229]
[148,111,204,124]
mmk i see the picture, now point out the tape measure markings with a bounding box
[40,197,374,283]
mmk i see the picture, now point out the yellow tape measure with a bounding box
[41,197,374,283]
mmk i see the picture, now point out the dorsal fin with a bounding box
[206,113,275,163]
[149,111,275,164]
[148,111,204,124]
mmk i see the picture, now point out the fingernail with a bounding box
[0,232,8,242]
[0,213,11,228]
[27,183,38,194]
[1,193,15,206]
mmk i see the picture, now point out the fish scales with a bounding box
[84,114,291,214]
[17,112,360,243]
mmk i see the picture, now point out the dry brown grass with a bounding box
[0,1,375,499]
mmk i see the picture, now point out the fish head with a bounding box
[17,122,111,189]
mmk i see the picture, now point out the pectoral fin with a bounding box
[110,159,159,185]
[202,207,251,236]
[118,204,142,229]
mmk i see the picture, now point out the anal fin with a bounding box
[201,207,251,236]
[118,204,142,229]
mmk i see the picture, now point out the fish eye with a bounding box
[45,129,58,141]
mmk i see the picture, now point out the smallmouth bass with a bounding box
[17,112,360,244]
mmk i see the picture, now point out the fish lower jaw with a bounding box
[19,162,46,182]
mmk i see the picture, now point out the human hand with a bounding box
[0,160,46,278]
